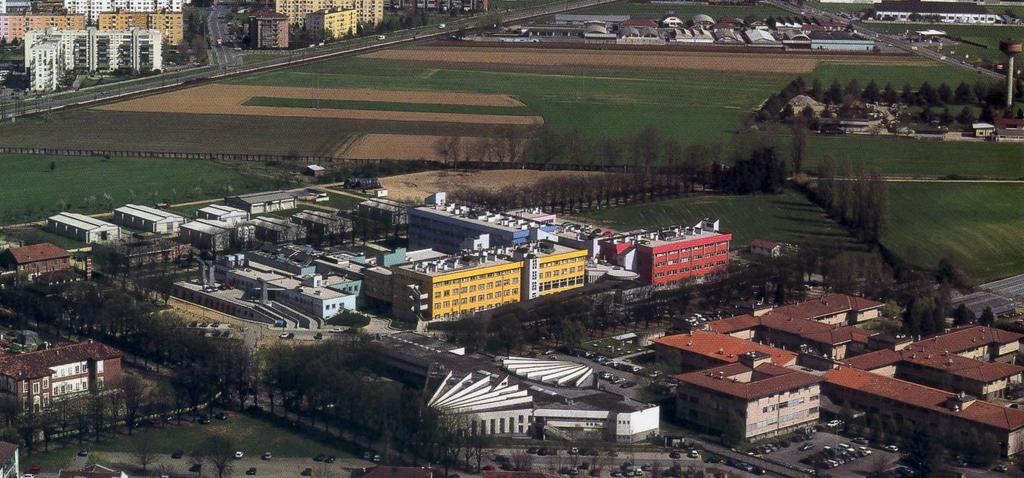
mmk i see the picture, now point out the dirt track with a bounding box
[343,134,456,160]
[362,47,826,73]
[97,84,540,125]
[380,169,610,203]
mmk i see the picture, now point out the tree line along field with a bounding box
[882,182,1024,284]
[0,155,276,225]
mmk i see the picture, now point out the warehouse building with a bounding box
[225,190,296,214]
[291,210,351,241]
[112,204,187,234]
[180,219,254,252]
[372,332,660,443]
[252,216,304,243]
[46,212,122,243]
[874,0,998,24]
[358,198,408,227]
[196,204,249,225]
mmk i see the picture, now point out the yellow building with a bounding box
[97,12,183,44]
[277,0,382,27]
[304,8,357,39]
[388,241,586,323]
[0,14,86,42]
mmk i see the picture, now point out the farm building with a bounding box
[225,190,297,214]
[0,242,71,279]
[252,216,305,243]
[291,210,351,239]
[749,239,782,257]
[112,204,187,234]
[358,198,408,227]
[743,28,779,46]
[809,31,875,51]
[196,204,250,225]
[46,212,121,243]
[874,1,997,24]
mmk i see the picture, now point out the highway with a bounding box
[208,1,243,68]
[0,0,619,121]
[765,0,1005,81]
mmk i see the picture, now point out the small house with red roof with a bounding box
[748,239,781,257]
[58,464,127,478]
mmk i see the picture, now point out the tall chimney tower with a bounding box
[1000,39,1022,111]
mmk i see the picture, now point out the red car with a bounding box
[482,465,496,471]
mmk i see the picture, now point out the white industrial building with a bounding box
[873,0,998,23]
[225,191,297,214]
[47,212,122,243]
[196,204,249,225]
[374,332,661,443]
[25,28,162,92]
[64,0,182,21]
[180,219,250,252]
[112,204,187,234]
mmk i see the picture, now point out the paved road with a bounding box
[765,0,1004,81]
[209,1,243,68]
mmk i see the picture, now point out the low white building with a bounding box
[196,204,250,225]
[112,204,187,234]
[374,333,661,443]
[874,0,998,24]
[25,27,162,91]
[47,212,122,243]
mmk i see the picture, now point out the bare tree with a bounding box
[205,433,236,478]
[510,451,534,471]
[122,375,146,435]
[132,431,158,472]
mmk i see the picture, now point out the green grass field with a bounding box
[803,136,1024,179]
[232,57,790,145]
[808,60,984,86]
[864,22,1024,63]
[883,182,1024,284]
[571,1,788,19]
[244,96,534,115]
[0,155,275,225]
[576,190,862,251]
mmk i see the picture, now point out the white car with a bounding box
[235,451,245,459]
[882,445,899,452]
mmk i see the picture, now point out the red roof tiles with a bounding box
[677,362,821,400]
[844,346,1024,383]
[915,325,1023,355]
[654,330,797,366]
[362,467,432,478]
[0,341,121,380]
[825,367,1024,432]
[3,243,70,265]
[708,312,876,346]
[769,293,883,321]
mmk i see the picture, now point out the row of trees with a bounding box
[812,159,887,244]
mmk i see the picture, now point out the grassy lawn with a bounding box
[232,57,792,146]
[244,96,534,115]
[571,1,788,18]
[0,155,275,225]
[575,189,862,252]
[324,192,364,211]
[883,182,1024,284]
[863,22,1024,64]
[243,51,289,65]
[804,136,1024,179]
[0,227,90,250]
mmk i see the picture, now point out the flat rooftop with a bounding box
[229,190,296,204]
[411,204,553,234]
[198,204,248,216]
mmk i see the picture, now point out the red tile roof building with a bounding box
[676,357,821,441]
[360,467,432,478]
[0,341,122,413]
[58,464,126,478]
[653,330,797,372]
[0,243,71,279]
[913,325,1023,362]
[707,310,877,361]
[824,366,1024,456]
[597,221,730,286]
[844,347,1024,399]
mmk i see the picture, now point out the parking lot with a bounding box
[767,430,902,477]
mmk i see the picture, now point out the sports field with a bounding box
[0,155,274,225]
[883,182,1024,283]
[576,190,862,252]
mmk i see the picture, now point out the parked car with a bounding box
[302,468,313,476]
[688,450,700,459]
[883,444,899,452]
[262,452,272,460]
[215,412,228,420]
[172,450,184,459]
[235,451,244,459]
[246,467,257,475]
[799,443,815,451]
[669,451,681,459]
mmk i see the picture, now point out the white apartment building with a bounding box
[64,0,181,21]
[25,27,162,91]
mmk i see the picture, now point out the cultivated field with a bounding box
[379,169,610,203]
[883,182,1024,284]
[99,84,540,125]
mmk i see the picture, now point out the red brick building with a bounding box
[598,220,731,286]
[0,243,71,279]
[0,341,123,413]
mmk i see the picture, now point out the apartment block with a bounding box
[676,352,821,442]
[276,0,382,27]
[304,7,357,39]
[824,366,1024,456]
[249,9,288,49]
[653,330,798,372]
[0,13,85,42]
[97,11,182,44]
[598,220,731,286]
[845,347,1024,399]
[25,27,162,91]
[64,0,181,22]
